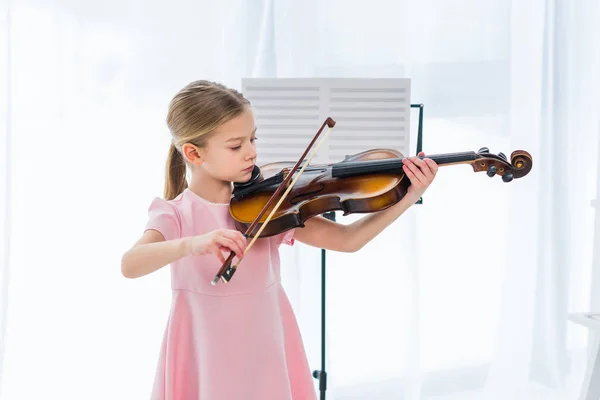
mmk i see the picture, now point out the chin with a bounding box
[233,172,253,183]
[219,170,250,184]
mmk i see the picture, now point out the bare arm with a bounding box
[294,153,437,252]
[293,194,417,252]
[121,230,190,279]
[121,228,247,279]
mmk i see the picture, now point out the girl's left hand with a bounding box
[402,151,438,201]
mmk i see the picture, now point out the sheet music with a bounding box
[241,78,411,166]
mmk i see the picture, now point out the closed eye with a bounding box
[230,136,257,151]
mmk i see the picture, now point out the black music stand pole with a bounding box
[311,104,424,398]
[313,210,336,400]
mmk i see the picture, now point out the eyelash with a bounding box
[231,137,257,150]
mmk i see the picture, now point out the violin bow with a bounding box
[211,117,337,285]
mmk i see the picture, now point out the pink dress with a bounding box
[144,188,316,400]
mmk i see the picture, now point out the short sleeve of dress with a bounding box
[144,197,181,241]
[272,228,295,247]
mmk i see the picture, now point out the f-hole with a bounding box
[289,183,326,205]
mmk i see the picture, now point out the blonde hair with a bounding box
[164,80,250,200]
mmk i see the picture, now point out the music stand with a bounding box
[311,104,425,399]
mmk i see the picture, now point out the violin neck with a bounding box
[426,152,479,166]
[331,151,478,178]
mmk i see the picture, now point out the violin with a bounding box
[211,117,533,285]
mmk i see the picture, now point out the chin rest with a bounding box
[234,165,262,189]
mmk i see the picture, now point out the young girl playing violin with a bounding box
[121,80,438,400]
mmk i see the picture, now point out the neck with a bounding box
[188,168,233,203]
[331,151,478,178]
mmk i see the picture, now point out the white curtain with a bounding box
[0,0,10,392]
[1,1,599,399]
[274,1,600,399]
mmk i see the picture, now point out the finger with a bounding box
[411,155,430,172]
[403,163,420,185]
[223,231,247,255]
[415,155,438,180]
[210,245,226,263]
[403,158,427,184]
[402,155,426,167]
[218,237,242,256]
[231,231,248,257]
[412,156,435,180]
[234,231,248,253]
[215,236,243,257]
[424,158,438,175]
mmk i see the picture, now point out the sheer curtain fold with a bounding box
[0,2,268,399]
[0,1,599,399]
[0,0,11,394]
[270,1,600,399]
[484,0,583,396]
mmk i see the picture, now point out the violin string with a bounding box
[290,152,479,176]
[232,123,335,268]
[225,151,475,275]
[333,152,477,173]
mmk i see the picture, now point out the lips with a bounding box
[243,165,254,172]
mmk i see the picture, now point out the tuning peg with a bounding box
[498,152,507,161]
[487,165,497,177]
[502,172,514,182]
[478,147,490,153]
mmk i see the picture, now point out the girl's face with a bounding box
[195,107,258,183]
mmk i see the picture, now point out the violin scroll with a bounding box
[473,147,532,182]
[213,121,534,285]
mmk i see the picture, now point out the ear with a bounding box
[182,143,203,166]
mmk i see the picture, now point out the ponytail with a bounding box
[164,143,188,200]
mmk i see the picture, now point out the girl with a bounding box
[121,80,438,400]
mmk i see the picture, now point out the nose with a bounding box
[246,143,257,161]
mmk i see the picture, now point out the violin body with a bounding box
[213,116,533,285]
[230,148,411,238]
[229,147,533,238]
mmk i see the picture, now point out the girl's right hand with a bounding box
[187,229,248,263]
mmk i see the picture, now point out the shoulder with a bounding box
[147,195,181,214]
[145,192,186,241]
[147,194,184,221]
